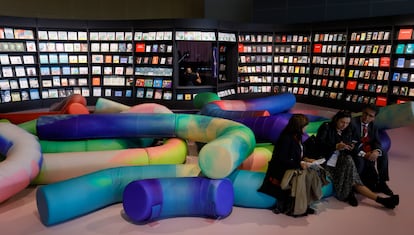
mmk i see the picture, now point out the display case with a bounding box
[273,32,311,97]
[0,26,39,103]
[309,30,347,103]
[344,28,392,107]
[134,30,173,101]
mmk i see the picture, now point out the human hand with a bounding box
[366,151,379,161]
[336,141,353,151]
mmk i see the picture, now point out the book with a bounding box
[398,28,413,40]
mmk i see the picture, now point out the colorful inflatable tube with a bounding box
[36,113,256,179]
[0,122,42,203]
[32,138,188,184]
[36,164,202,226]
[123,177,233,223]
[199,93,296,119]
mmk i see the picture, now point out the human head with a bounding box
[361,104,379,124]
[332,110,352,131]
[283,114,309,139]
[185,67,193,74]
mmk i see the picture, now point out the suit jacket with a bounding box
[315,122,359,160]
[351,116,382,153]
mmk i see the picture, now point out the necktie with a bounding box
[362,124,368,137]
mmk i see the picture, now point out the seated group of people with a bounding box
[258,104,399,217]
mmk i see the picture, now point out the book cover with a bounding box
[346,80,357,90]
[398,28,413,40]
[395,44,405,54]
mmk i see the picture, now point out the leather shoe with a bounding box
[376,195,399,209]
[376,182,394,196]
[347,192,358,207]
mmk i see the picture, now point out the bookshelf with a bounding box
[89,30,134,99]
[309,30,347,103]
[344,28,393,107]
[273,32,311,97]
[0,26,39,103]
[237,32,273,95]
[217,31,238,98]
[389,27,414,104]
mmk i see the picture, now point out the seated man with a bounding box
[351,104,394,196]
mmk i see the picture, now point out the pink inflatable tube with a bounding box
[0,122,42,203]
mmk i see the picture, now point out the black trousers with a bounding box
[352,152,390,186]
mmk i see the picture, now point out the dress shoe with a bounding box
[347,192,358,207]
[376,182,394,196]
[376,194,399,209]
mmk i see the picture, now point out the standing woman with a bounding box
[258,114,318,215]
[315,110,399,209]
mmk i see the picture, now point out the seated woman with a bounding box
[258,114,322,216]
[315,110,399,209]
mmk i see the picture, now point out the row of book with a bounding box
[238,34,273,43]
[39,42,87,53]
[311,78,345,89]
[217,88,236,98]
[391,72,414,82]
[239,75,272,83]
[239,55,273,64]
[134,67,173,76]
[0,54,35,65]
[1,89,39,103]
[91,66,133,76]
[345,94,382,105]
[273,55,309,64]
[347,69,390,80]
[0,42,33,52]
[395,43,414,54]
[346,81,388,93]
[394,57,414,68]
[274,44,310,53]
[350,31,391,41]
[42,77,88,87]
[313,67,345,77]
[40,66,88,76]
[0,77,38,90]
[136,88,173,100]
[92,55,133,64]
[274,65,310,74]
[314,33,347,42]
[1,66,37,77]
[348,57,384,67]
[349,44,392,54]
[312,56,346,65]
[238,65,273,74]
[135,78,172,88]
[311,89,343,99]
[135,56,173,65]
[238,44,273,54]
[40,54,87,64]
[0,28,34,40]
[39,31,88,41]
[91,42,133,53]
[274,76,309,85]
[391,86,414,96]
[135,43,173,53]
[313,44,346,54]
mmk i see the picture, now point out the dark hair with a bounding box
[330,110,353,135]
[362,103,380,116]
[331,110,352,124]
[281,114,309,141]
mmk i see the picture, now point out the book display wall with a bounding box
[237,32,273,95]
[310,31,347,102]
[273,32,311,97]
[90,30,134,98]
[0,27,39,103]
[217,31,237,98]
[134,31,173,101]
[344,29,392,107]
[390,27,414,103]
[37,29,89,99]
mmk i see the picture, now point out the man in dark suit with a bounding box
[351,104,394,196]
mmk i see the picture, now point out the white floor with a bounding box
[1,104,413,235]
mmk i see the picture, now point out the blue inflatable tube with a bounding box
[36,164,202,226]
[123,177,233,223]
[36,113,256,179]
[199,93,296,119]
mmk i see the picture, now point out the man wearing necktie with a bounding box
[351,104,395,196]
